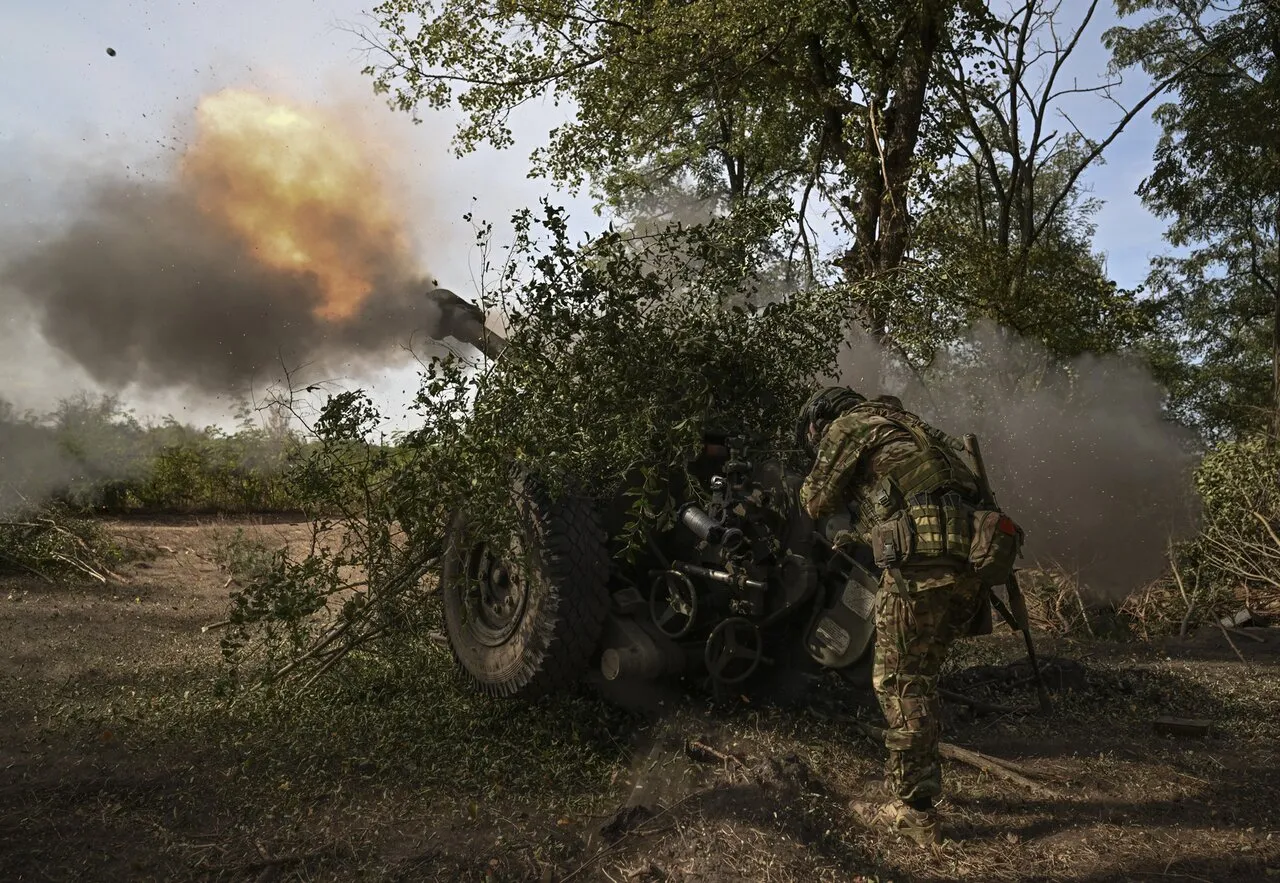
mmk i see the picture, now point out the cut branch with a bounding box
[849,719,1060,796]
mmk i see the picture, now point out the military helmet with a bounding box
[796,386,865,452]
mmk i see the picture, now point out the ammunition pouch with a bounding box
[906,491,973,560]
[968,509,1024,585]
[907,497,944,558]
[869,490,974,572]
[869,509,914,570]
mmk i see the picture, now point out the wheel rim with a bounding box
[460,542,530,646]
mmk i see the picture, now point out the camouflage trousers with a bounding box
[873,566,983,806]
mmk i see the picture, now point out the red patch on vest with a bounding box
[997,516,1018,535]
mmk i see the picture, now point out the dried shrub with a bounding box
[0,503,126,583]
[1191,434,1280,606]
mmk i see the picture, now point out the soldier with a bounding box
[796,387,985,847]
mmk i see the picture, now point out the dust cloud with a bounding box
[0,88,466,395]
[826,321,1199,600]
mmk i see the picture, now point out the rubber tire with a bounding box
[440,485,610,698]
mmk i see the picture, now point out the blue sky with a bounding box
[0,0,1173,425]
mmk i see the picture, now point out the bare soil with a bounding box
[2,518,1278,882]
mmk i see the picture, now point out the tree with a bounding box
[894,0,1195,365]
[1108,0,1280,439]
[912,138,1150,360]
[356,0,996,290]
[937,1,1180,293]
[357,0,1197,382]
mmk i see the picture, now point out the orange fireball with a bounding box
[181,88,409,321]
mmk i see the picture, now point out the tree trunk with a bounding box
[1273,199,1280,443]
[1268,25,1280,443]
[875,0,945,273]
[831,0,950,390]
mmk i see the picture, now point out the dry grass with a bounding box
[1018,560,1280,643]
[1117,573,1280,642]
[569,628,1280,883]
[2,518,1279,882]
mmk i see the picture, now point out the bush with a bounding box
[1107,435,1280,638]
[215,201,892,688]
[1188,434,1280,608]
[0,395,306,515]
[0,503,125,582]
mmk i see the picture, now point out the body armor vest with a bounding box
[845,402,982,539]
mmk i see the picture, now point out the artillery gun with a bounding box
[428,288,1005,702]
[439,430,889,699]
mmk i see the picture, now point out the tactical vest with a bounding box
[845,402,982,548]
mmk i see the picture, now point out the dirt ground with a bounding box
[2,518,1279,882]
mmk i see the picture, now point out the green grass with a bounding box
[51,637,639,821]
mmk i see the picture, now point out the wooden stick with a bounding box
[48,552,107,583]
[1216,623,1254,670]
[1065,562,1096,639]
[849,719,1059,797]
[1224,625,1266,643]
[685,740,746,768]
[1169,537,1194,639]
[296,646,349,693]
[1251,509,1280,553]
[561,790,703,882]
[295,624,389,694]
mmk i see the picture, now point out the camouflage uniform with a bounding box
[872,565,981,806]
[800,402,982,810]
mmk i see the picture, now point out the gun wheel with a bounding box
[649,570,699,638]
[441,480,610,698]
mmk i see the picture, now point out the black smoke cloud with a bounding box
[0,180,457,393]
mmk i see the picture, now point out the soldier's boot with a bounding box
[849,783,941,847]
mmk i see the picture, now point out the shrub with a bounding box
[0,395,306,515]
[1189,434,1280,608]
[215,201,893,688]
[0,503,125,582]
